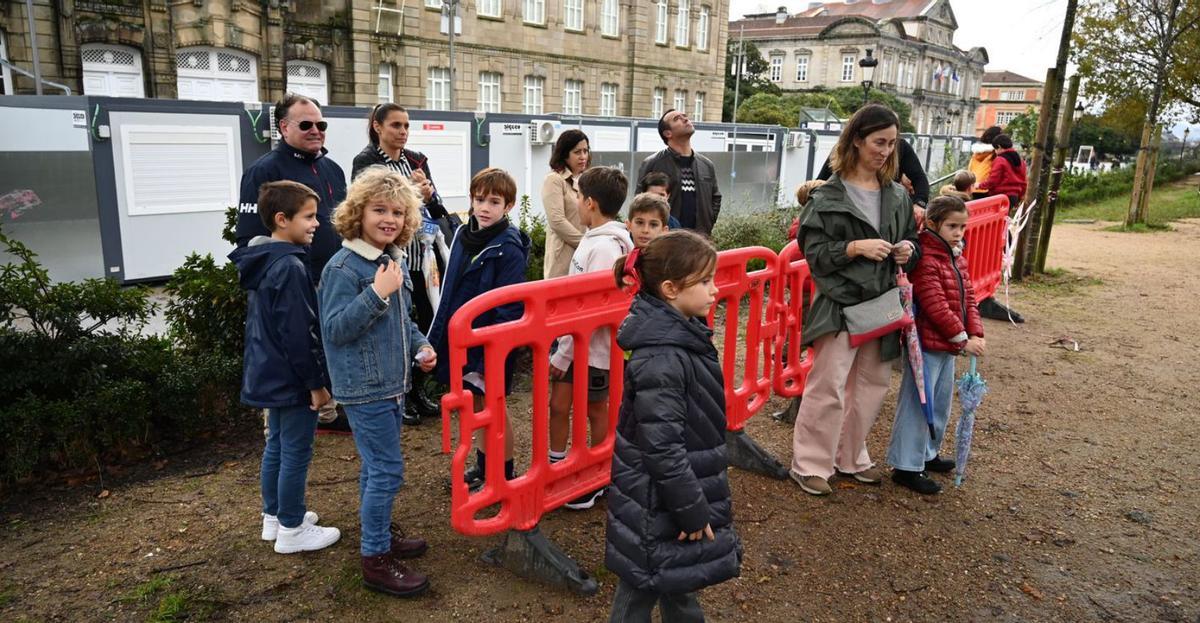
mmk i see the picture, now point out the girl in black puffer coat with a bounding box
[605,230,742,623]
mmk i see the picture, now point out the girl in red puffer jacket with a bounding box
[886,196,986,495]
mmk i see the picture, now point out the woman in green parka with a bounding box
[790,104,921,496]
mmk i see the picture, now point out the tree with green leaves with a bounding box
[1074,0,1200,226]
[735,92,846,126]
[821,87,916,133]
[723,39,780,122]
[1006,106,1039,154]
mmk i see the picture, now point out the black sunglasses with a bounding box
[292,120,328,132]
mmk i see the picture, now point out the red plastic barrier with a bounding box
[440,270,630,536]
[707,246,780,431]
[963,195,1009,301]
[771,241,816,398]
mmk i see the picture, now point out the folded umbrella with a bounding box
[896,269,936,438]
[954,355,989,487]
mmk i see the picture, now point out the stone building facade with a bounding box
[0,0,728,121]
[730,0,987,135]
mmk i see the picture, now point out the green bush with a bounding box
[0,227,243,486]
[163,253,245,359]
[1058,159,1200,210]
[711,206,793,253]
[517,194,547,282]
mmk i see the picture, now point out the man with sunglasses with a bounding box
[236,94,348,284]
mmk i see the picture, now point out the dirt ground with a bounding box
[2,218,1198,622]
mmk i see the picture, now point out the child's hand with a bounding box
[310,387,331,412]
[964,336,986,356]
[549,363,566,381]
[415,346,437,372]
[677,524,715,542]
[372,260,403,301]
[849,239,893,261]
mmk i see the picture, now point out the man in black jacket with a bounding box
[236,94,347,285]
[636,110,722,236]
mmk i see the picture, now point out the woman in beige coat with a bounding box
[541,129,591,279]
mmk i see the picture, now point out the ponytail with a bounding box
[612,230,717,300]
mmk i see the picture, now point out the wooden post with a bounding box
[1012,66,1057,279]
[1126,122,1153,227]
[1034,74,1080,274]
[1137,125,1164,224]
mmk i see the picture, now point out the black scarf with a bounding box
[461,215,509,256]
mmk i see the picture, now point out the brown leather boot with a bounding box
[389,523,429,559]
[361,553,430,597]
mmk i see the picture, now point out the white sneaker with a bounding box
[261,511,319,541]
[274,523,341,554]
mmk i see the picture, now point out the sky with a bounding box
[727,0,1198,139]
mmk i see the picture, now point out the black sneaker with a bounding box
[402,400,422,427]
[316,412,353,435]
[924,456,956,473]
[892,469,942,495]
[464,450,486,492]
[564,488,605,510]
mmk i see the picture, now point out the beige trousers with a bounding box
[791,332,893,479]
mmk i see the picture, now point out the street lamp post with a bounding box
[443,0,461,111]
[858,49,878,108]
[1072,102,1085,171]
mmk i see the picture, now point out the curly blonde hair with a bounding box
[332,166,422,248]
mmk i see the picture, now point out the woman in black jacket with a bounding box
[605,230,742,622]
[351,103,451,424]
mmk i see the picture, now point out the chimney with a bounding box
[776,6,788,24]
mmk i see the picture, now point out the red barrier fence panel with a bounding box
[708,246,781,432]
[964,195,1009,301]
[440,270,630,537]
[771,241,816,399]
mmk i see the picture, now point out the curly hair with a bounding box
[332,165,422,248]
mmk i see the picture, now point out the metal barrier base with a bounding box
[481,526,599,596]
[770,397,801,425]
[726,429,789,480]
[978,296,1025,323]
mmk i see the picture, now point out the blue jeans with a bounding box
[886,349,956,472]
[261,405,319,528]
[345,397,405,556]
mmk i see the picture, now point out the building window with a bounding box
[652,87,665,118]
[176,47,258,102]
[478,0,501,17]
[524,0,545,23]
[693,92,705,122]
[287,60,329,105]
[378,64,393,102]
[795,56,809,82]
[478,71,501,113]
[769,56,783,82]
[697,7,709,50]
[656,0,669,44]
[601,0,620,36]
[81,43,146,98]
[841,55,855,82]
[564,0,583,30]
[427,67,450,110]
[426,0,442,7]
[564,79,582,115]
[673,89,687,112]
[0,31,10,95]
[995,111,1020,126]
[1000,89,1025,101]
[600,83,618,117]
[524,76,544,114]
[675,0,690,47]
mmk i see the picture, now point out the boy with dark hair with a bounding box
[636,172,682,230]
[229,180,341,555]
[427,168,532,491]
[548,166,634,510]
[938,170,976,202]
[627,192,670,248]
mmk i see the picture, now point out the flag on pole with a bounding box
[952,67,960,82]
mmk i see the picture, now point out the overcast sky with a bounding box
[728,0,1070,82]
